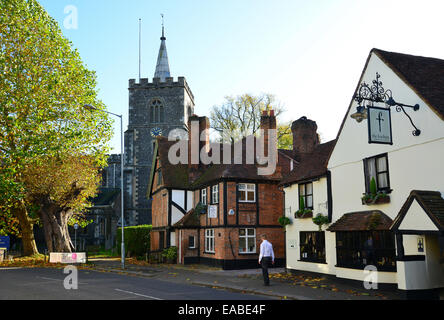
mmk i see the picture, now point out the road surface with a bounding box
[0,267,273,300]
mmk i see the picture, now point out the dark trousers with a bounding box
[261,257,272,285]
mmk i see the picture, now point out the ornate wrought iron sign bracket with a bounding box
[352,73,421,136]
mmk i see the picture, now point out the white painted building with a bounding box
[283,48,444,299]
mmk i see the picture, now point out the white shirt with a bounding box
[259,240,275,263]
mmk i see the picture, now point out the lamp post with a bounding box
[84,104,125,270]
[73,223,79,252]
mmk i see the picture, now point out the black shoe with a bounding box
[264,283,270,286]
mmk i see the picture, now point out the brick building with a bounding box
[148,111,296,269]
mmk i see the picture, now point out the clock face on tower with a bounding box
[151,127,163,138]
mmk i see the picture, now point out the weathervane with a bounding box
[161,14,165,40]
[351,72,421,136]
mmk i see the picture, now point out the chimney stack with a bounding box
[291,116,320,155]
[260,109,277,157]
[187,114,210,169]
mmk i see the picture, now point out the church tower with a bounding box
[124,24,195,225]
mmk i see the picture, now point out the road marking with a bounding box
[114,288,163,300]
[0,267,22,270]
[37,276,88,285]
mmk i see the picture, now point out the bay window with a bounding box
[336,231,396,271]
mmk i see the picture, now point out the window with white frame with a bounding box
[238,183,256,202]
[212,185,219,204]
[239,228,256,253]
[201,188,207,205]
[205,229,215,253]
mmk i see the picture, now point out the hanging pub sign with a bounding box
[367,106,393,145]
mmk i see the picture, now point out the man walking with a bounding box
[258,234,275,286]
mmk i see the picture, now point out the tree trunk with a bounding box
[40,205,73,253]
[13,204,39,256]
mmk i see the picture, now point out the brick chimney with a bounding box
[260,109,277,157]
[187,114,210,169]
[291,116,320,154]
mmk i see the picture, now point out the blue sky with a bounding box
[39,0,444,152]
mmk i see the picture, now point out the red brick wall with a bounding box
[195,181,284,262]
[176,229,200,264]
[174,181,285,265]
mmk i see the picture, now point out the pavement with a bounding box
[86,258,404,300]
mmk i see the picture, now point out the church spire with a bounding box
[154,14,170,81]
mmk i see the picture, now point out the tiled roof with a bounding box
[280,140,336,186]
[156,137,190,189]
[327,210,393,232]
[373,49,444,120]
[391,190,444,231]
[153,135,292,191]
[172,209,200,228]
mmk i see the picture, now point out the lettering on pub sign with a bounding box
[367,106,393,145]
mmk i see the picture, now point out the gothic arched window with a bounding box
[150,99,164,123]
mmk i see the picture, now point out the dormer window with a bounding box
[150,99,164,123]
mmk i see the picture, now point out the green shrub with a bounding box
[162,246,177,263]
[116,225,152,257]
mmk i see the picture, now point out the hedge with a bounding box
[116,225,152,257]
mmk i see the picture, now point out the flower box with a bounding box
[295,210,313,219]
[361,194,390,205]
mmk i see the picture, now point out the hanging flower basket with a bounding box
[312,214,330,231]
[278,216,292,228]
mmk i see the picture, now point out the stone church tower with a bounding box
[124,25,195,225]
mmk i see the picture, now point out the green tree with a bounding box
[210,93,287,144]
[22,155,100,252]
[277,123,292,150]
[0,0,113,255]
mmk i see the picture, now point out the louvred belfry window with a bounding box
[150,99,164,123]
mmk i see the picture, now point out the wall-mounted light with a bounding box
[350,106,368,123]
